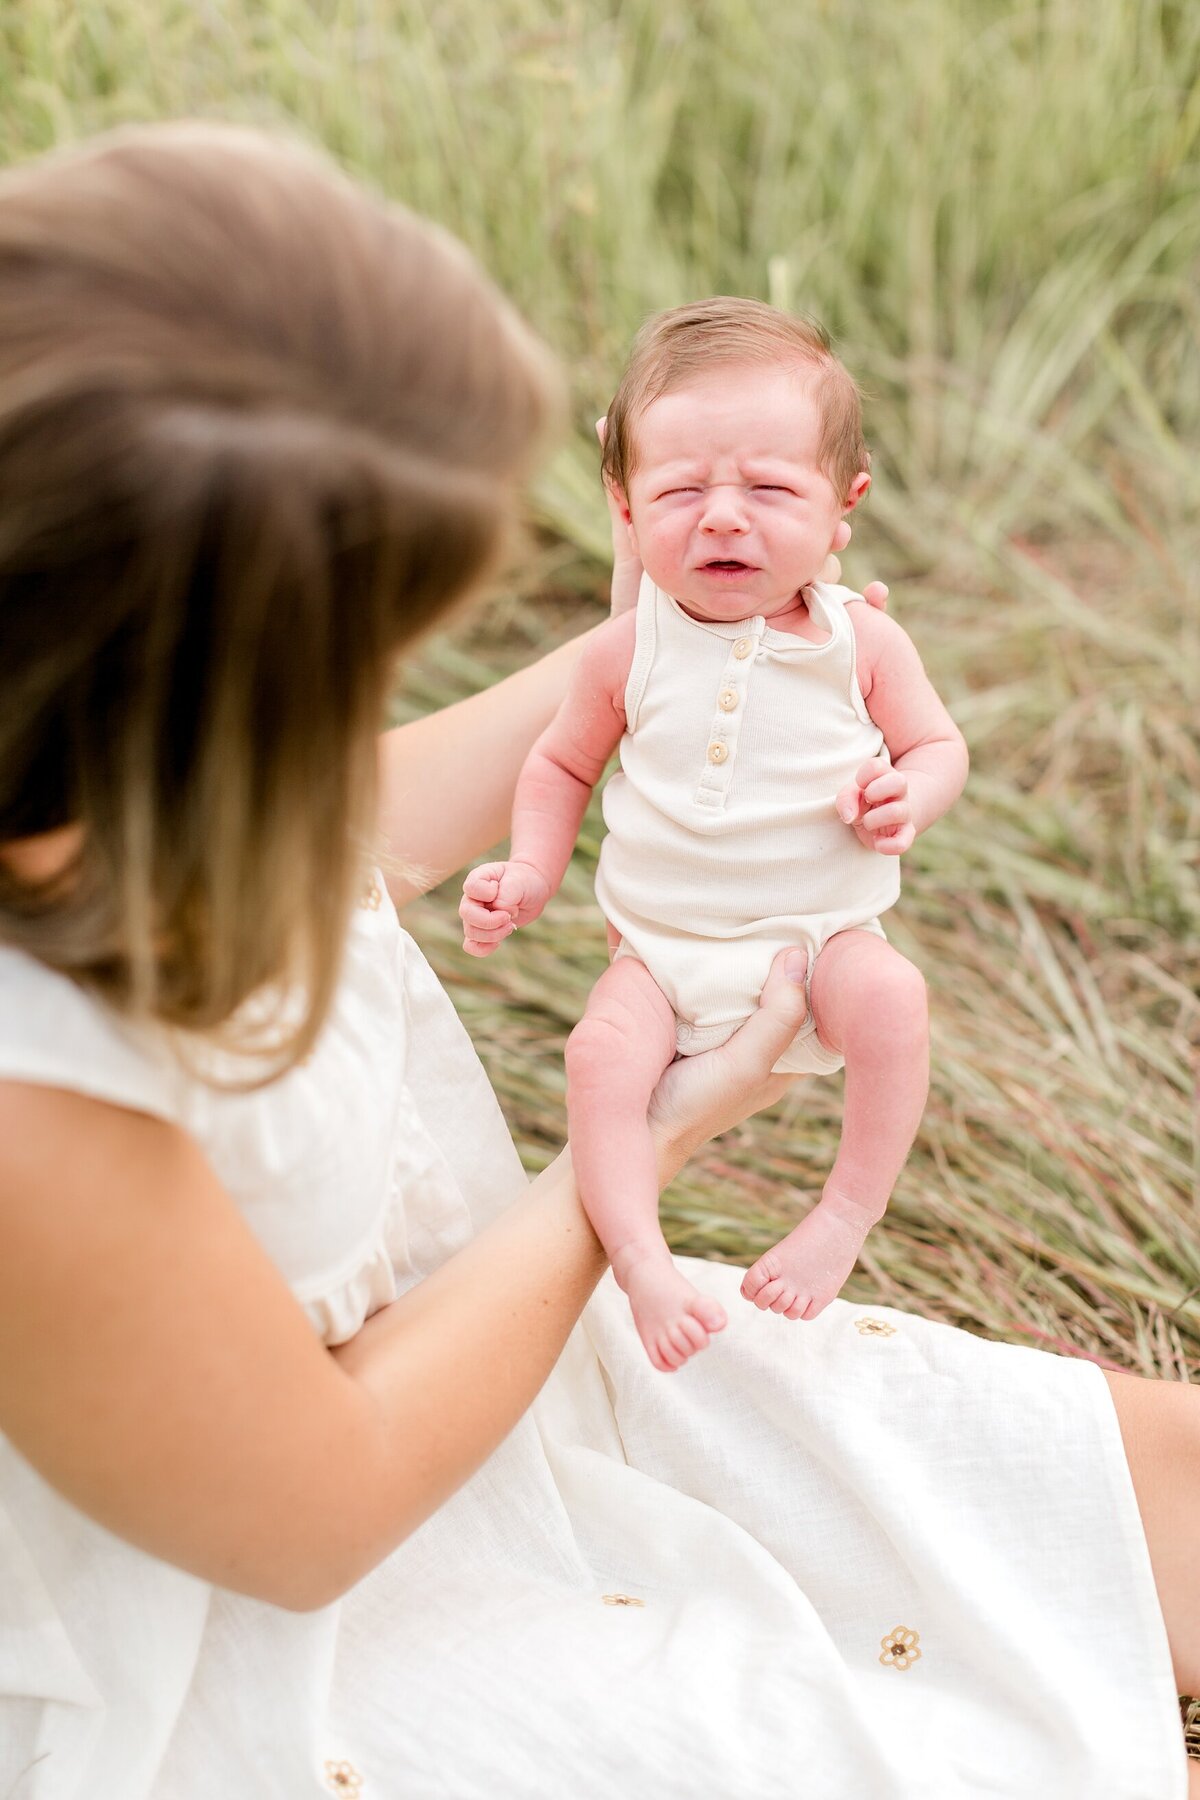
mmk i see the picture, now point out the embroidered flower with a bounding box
[855,1317,896,1337]
[360,880,382,911]
[601,1593,646,1607]
[324,1761,364,1795]
[879,1626,922,1671]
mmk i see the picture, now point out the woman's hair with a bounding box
[0,120,560,1073]
[601,296,868,504]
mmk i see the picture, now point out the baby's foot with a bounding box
[618,1255,728,1372]
[740,1190,878,1322]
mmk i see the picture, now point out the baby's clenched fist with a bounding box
[834,757,916,855]
[460,859,552,957]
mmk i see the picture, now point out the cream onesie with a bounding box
[593,574,901,1076]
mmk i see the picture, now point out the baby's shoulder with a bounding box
[843,596,917,692]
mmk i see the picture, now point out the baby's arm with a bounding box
[838,605,969,854]
[460,610,635,955]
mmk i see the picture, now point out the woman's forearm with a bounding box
[377,626,601,907]
[322,1148,605,1605]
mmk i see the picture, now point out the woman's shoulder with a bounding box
[0,943,186,1123]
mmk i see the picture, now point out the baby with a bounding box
[461,298,968,1371]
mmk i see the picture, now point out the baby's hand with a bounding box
[460,859,552,956]
[834,757,915,855]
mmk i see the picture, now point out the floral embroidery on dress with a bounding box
[601,1593,646,1607]
[855,1317,897,1337]
[360,880,382,911]
[324,1760,364,1795]
[879,1626,921,1671]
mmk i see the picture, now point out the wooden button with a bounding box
[718,688,739,711]
[732,637,752,659]
[706,741,729,764]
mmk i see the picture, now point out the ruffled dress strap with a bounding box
[0,945,187,1122]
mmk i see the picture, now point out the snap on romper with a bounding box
[594,575,902,1075]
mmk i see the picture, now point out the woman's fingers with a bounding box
[714,950,810,1084]
[822,520,889,608]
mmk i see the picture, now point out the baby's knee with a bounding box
[565,1010,626,1083]
[877,955,928,1020]
[838,948,928,1053]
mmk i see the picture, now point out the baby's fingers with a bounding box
[853,755,892,793]
[459,897,512,935]
[871,822,916,855]
[463,862,507,902]
[834,782,865,826]
[861,800,910,834]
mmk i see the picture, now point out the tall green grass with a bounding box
[2,0,1196,1374]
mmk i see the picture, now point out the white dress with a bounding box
[0,885,1186,1799]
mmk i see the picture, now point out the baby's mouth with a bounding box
[702,559,754,573]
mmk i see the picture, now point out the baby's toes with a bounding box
[801,1291,833,1323]
[769,1287,799,1316]
[740,1259,776,1302]
[783,1294,810,1321]
[691,1294,727,1335]
[667,1321,702,1363]
[748,1277,786,1312]
[655,1330,686,1372]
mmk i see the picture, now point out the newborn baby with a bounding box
[462,298,968,1370]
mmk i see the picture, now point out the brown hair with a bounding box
[601,296,868,504]
[0,120,560,1073]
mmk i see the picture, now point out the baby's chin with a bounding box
[664,572,825,621]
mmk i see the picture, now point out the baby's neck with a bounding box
[678,583,821,636]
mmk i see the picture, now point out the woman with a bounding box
[0,121,1194,1799]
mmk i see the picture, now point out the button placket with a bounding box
[694,618,764,808]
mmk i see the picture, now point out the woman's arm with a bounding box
[0,1080,603,1614]
[0,957,807,1614]
[377,625,600,910]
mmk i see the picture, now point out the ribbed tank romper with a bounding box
[593,576,902,1076]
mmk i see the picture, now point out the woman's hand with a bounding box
[821,518,889,610]
[647,949,811,1184]
[596,417,644,618]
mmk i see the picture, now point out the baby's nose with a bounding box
[699,489,749,532]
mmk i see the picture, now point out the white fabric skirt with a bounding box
[157,1262,1185,1799]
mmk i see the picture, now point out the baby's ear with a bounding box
[844,470,871,512]
[604,475,634,530]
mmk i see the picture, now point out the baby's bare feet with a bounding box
[740,1189,879,1322]
[618,1255,727,1372]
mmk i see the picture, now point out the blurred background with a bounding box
[6,0,1196,1374]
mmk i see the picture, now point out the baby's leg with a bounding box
[742,930,928,1321]
[567,958,727,1371]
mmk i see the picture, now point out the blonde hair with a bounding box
[0,120,560,1073]
[601,296,868,503]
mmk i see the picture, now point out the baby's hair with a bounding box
[0,120,561,1076]
[601,296,868,504]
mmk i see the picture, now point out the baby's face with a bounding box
[620,362,867,621]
